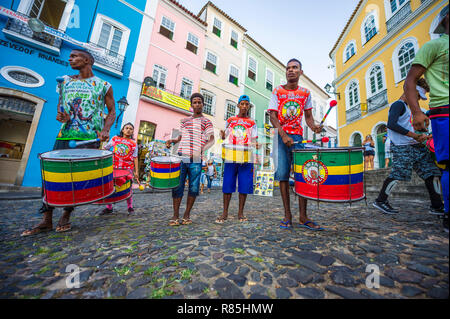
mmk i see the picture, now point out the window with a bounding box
[201,89,215,115]
[152,65,167,90]
[90,14,130,58]
[248,56,257,81]
[229,65,239,86]
[213,17,222,37]
[1,66,45,88]
[225,100,236,120]
[346,81,360,110]
[27,0,72,30]
[186,32,199,54]
[205,52,218,74]
[312,100,317,116]
[160,16,175,40]
[363,14,377,43]
[398,42,415,80]
[344,41,356,62]
[266,69,273,91]
[97,22,123,57]
[180,78,193,99]
[368,64,385,95]
[230,30,238,48]
[390,0,407,15]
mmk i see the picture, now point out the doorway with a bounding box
[137,121,156,179]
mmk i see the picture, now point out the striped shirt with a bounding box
[177,116,214,160]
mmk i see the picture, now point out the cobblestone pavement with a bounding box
[0,189,448,299]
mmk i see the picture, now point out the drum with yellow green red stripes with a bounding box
[293,147,365,202]
[40,149,114,206]
[149,156,181,189]
[93,169,132,204]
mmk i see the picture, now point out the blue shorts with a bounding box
[222,163,254,194]
[274,133,304,181]
[172,162,202,198]
[430,116,449,165]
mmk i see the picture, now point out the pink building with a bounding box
[134,0,207,170]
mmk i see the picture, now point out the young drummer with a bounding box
[373,79,444,215]
[216,95,258,223]
[100,122,139,215]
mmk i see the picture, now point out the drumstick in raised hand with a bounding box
[69,138,100,148]
[319,100,337,127]
[56,77,65,113]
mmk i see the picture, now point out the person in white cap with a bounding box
[373,78,444,215]
[404,4,449,232]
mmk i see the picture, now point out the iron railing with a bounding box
[386,2,412,33]
[86,43,125,73]
[367,89,388,112]
[346,104,362,123]
[4,16,62,49]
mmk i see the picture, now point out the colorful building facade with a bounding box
[0,0,148,186]
[329,0,446,168]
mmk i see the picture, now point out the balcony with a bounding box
[367,89,388,112]
[3,16,62,55]
[346,104,361,123]
[87,43,125,77]
[386,2,412,33]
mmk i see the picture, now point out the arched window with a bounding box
[344,41,356,62]
[362,13,378,44]
[346,80,360,110]
[392,38,418,83]
[367,64,385,96]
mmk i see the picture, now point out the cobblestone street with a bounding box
[0,189,448,299]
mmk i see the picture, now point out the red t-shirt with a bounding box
[267,85,312,136]
[225,116,258,145]
[104,136,137,170]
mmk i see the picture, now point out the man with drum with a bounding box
[21,49,116,236]
[404,4,449,233]
[268,58,323,230]
[165,93,214,226]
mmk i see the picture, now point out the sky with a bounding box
[176,0,359,127]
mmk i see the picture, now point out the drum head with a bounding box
[40,149,112,160]
[152,156,181,164]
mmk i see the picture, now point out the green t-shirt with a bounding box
[56,75,111,140]
[412,34,449,108]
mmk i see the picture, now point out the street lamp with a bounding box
[115,96,129,128]
[324,83,340,99]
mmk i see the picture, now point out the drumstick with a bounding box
[294,137,330,144]
[319,100,337,127]
[56,77,65,113]
[69,138,100,148]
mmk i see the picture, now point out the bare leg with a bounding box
[238,193,247,220]
[279,181,292,223]
[220,193,232,220]
[298,196,320,229]
[183,195,196,220]
[172,197,182,220]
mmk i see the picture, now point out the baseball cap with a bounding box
[433,5,449,34]
[416,85,428,100]
[238,94,250,104]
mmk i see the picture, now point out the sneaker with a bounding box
[443,215,449,233]
[429,206,445,216]
[372,200,399,215]
[99,208,113,215]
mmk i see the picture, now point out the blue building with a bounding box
[0,0,153,187]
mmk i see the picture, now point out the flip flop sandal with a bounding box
[21,225,52,237]
[279,220,293,229]
[299,221,324,231]
[181,218,192,225]
[238,217,248,222]
[215,217,227,224]
[169,219,180,226]
[55,223,71,233]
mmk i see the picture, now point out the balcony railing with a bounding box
[87,43,125,74]
[367,89,388,112]
[3,16,62,49]
[386,2,412,33]
[346,104,361,123]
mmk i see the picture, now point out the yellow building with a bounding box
[329,0,446,168]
